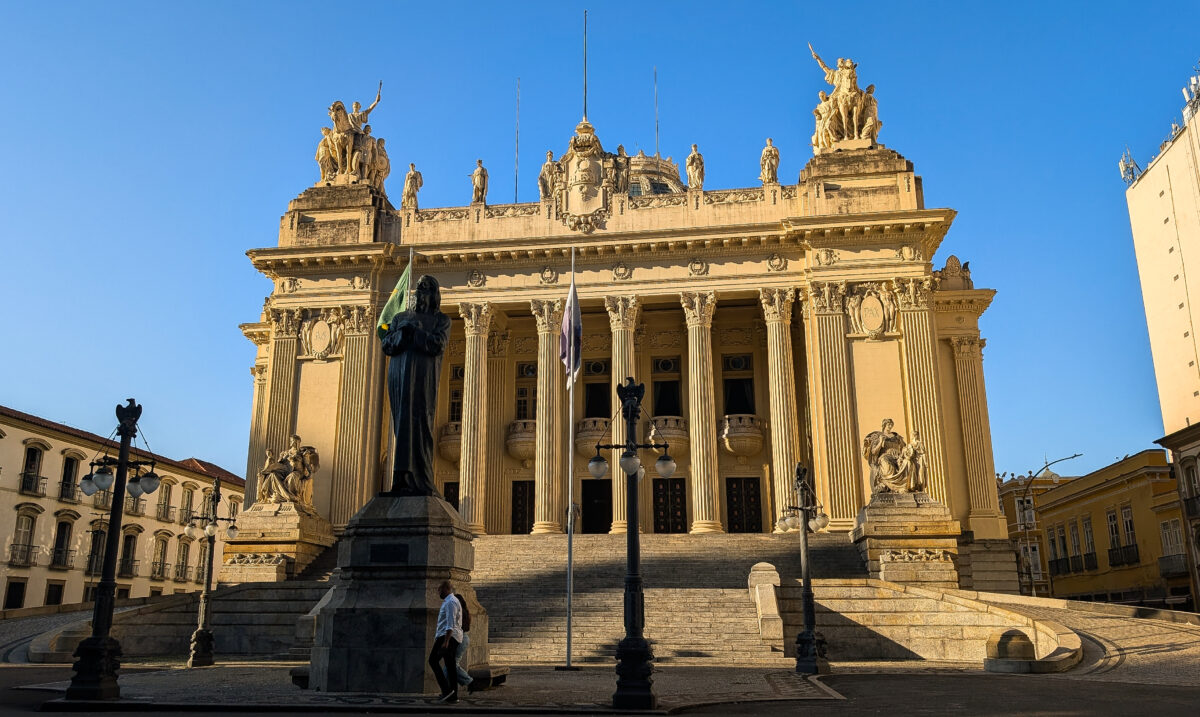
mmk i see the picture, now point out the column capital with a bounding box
[530,299,564,334]
[949,335,986,358]
[604,295,641,331]
[808,281,846,314]
[270,309,301,336]
[680,291,717,328]
[758,288,796,324]
[459,302,494,337]
[893,276,934,310]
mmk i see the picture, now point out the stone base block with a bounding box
[853,493,962,589]
[309,495,491,694]
[958,538,1020,594]
[220,501,335,584]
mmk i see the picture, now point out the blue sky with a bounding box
[1,1,1196,479]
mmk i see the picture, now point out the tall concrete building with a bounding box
[1124,71,1200,434]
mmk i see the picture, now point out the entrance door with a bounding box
[725,477,762,533]
[511,480,534,534]
[581,479,613,534]
[653,478,687,533]
[3,580,26,610]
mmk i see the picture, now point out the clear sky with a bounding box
[1,1,1197,479]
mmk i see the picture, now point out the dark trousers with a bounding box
[428,635,460,696]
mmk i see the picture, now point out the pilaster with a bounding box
[458,302,494,535]
[605,295,640,534]
[760,288,800,528]
[263,309,300,467]
[894,278,950,506]
[531,299,565,533]
[680,291,723,533]
[950,336,1005,536]
[484,324,510,535]
[331,306,381,528]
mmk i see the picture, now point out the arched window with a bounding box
[22,445,43,475]
[180,488,195,523]
[86,524,107,574]
[51,521,73,568]
[151,537,169,579]
[60,455,80,501]
[156,482,174,522]
[175,541,191,581]
[119,533,138,577]
[20,444,46,495]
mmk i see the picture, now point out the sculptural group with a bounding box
[256,434,321,509]
[862,419,926,494]
[809,44,881,152]
[316,82,391,193]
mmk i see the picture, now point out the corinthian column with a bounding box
[950,336,1002,522]
[458,302,493,534]
[530,299,564,533]
[681,291,723,533]
[760,288,801,528]
[332,306,382,528]
[484,326,510,535]
[895,278,950,505]
[605,295,640,534]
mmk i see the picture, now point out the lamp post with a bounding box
[775,463,829,674]
[587,378,676,711]
[185,474,238,668]
[1018,453,1080,597]
[67,399,161,701]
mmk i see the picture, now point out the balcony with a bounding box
[505,420,537,467]
[156,504,176,523]
[19,472,47,497]
[58,481,79,503]
[124,496,146,516]
[7,543,39,567]
[117,558,139,578]
[719,414,764,457]
[178,507,194,526]
[575,418,612,457]
[1159,553,1189,578]
[194,566,207,584]
[173,564,192,582]
[1048,557,1070,576]
[85,553,103,575]
[48,548,75,570]
[649,416,689,457]
[150,561,171,580]
[1069,555,1084,573]
[1185,495,1200,519]
[94,490,113,510]
[438,421,462,464]
[1108,543,1141,568]
[1083,552,1098,571]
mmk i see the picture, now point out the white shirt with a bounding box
[436,592,463,643]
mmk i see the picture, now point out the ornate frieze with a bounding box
[845,282,898,339]
[894,276,934,310]
[582,333,611,353]
[415,208,469,222]
[702,188,765,205]
[459,302,494,337]
[511,336,538,356]
[895,245,924,263]
[485,203,540,219]
[345,305,376,334]
[604,296,641,331]
[880,548,953,563]
[299,307,346,360]
[759,288,795,324]
[629,194,686,209]
[487,330,511,358]
[715,327,757,346]
[277,278,301,294]
[680,291,717,328]
[646,330,684,349]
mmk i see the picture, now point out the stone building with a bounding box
[1034,450,1194,610]
[0,405,243,611]
[239,59,1013,588]
[998,470,1070,596]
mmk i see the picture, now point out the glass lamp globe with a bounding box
[775,517,789,533]
[814,512,830,531]
[185,524,200,540]
[637,467,645,482]
[205,523,218,538]
[225,524,239,540]
[654,454,677,479]
[588,454,609,478]
[126,478,144,499]
[785,514,801,531]
[79,475,98,496]
[618,451,641,475]
[93,465,115,491]
[139,470,160,494]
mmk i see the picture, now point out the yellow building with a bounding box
[1034,450,1194,610]
[1123,71,1200,434]
[997,470,1071,597]
[1154,422,1200,608]
[0,405,243,611]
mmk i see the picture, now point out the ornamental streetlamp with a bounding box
[67,399,161,701]
[775,463,829,675]
[185,474,238,668]
[587,378,675,711]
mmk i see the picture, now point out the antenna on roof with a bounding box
[582,10,588,121]
[1118,146,1142,185]
[515,77,520,203]
[654,66,660,158]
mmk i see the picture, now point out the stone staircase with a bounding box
[471,532,866,667]
[294,543,338,582]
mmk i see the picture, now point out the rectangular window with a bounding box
[721,354,755,414]
[448,388,464,422]
[1069,522,1081,556]
[584,382,611,419]
[652,380,681,416]
[44,582,65,606]
[1057,526,1067,557]
[1028,544,1042,579]
[515,384,536,421]
[1121,505,1136,544]
[1160,518,1184,556]
[1082,517,1095,553]
[1046,530,1058,560]
[1107,510,1121,547]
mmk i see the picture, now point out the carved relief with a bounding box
[716,327,756,346]
[894,276,934,309]
[511,336,538,356]
[895,245,924,262]
[880,548,952,563]
[277,278,300,294]
[415,208,469,222]
[949,336,985,358]
[845,282,898,339]
[466,269,485,288]
[703,188,765,205]
[612,262,632,281]
[582,333,611,353]
[680,291,717,328]
[646,330,684,349]
[459,302,494,337]
[604,296,641,331]
[814,248,840,266]
[295,219,358,245]
[935,255,974,290]
[559,120,610,234]
[271,309,301,336]
[346,305,376,334]
[539,266,559,285]
[688,258,709,277]
[448,338,465,355]
[780,185,797,199]
[487,330,511,358]
[767,253,788,272]
[530,299,565,333]
[299,307,346,360]
[808,281,846,314]
[485,203,540,219]
[759,288,795,324]
[629,194,686,209]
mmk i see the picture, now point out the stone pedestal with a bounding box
[308,495,492,694]
[220,502,335,584]
[851,493,962,589]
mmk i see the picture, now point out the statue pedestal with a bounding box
[308,495,493,694]
[219,502,335,584]
[851,493,962,589]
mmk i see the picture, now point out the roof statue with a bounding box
[557,119,612,234]
[316,82,391,194]
[809,44,881,153]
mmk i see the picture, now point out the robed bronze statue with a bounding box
[381,275,451,496]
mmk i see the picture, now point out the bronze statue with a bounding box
[381,275,451,496]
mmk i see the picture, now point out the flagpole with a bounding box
[566,246,577,670]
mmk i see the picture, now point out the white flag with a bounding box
[559,275,582,386]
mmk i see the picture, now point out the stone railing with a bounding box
[505,420,537,467]
[719,414,764,457]
[438,422,463,464]
[702,187,765,206]
[649,416,689,456]
[575,418,611,458]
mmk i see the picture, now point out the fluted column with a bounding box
[263,309,300,468]
[531,299,565,533]
[951,336,1001,519]
[331,306,382,528]
[760,288,801,528]
[605,296,641,534]
[243,362,268,509]
[895,278,950,505]
[681,291,723,533]
[808,282,860,527]
[484,326,510,535]
[458,302,493,534]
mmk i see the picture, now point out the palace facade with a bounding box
[240,95,1008,561]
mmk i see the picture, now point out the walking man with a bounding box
[453,591,474,691]
[429,580,462,703]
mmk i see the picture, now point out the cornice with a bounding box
[784,208,956,255]
[933,289,996,316]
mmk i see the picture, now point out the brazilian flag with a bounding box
[376,262,411,340]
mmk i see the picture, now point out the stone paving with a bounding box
[0,610,94,663]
